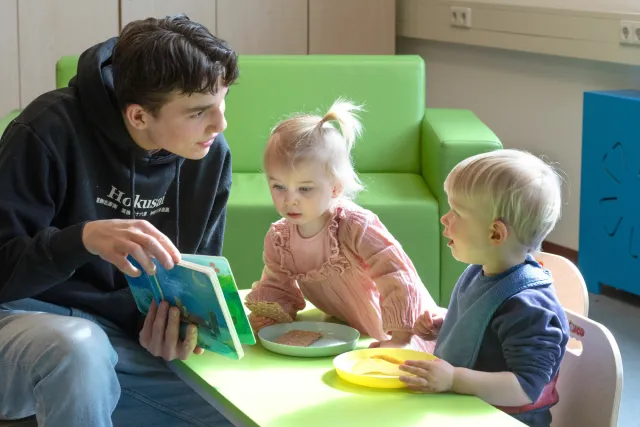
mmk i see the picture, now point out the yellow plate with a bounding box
[333,348,438,389]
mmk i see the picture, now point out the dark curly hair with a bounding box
[112,14,238,115]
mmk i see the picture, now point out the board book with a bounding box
[124,254,255,360]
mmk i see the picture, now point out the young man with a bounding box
[0,15,237,427]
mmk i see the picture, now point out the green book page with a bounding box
[181,254,256,345]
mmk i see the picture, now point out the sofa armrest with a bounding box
[421,108,502,304]
[0,109,22,138]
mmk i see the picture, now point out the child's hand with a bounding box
[369,331,413,349]
[414,308,447,340]
[369,339,412,349]
[248,313,277,332]
[399,359,455,393]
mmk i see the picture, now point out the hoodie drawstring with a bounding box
[129,152,182,248]
[174,159,181,248]
[129,153,137,220]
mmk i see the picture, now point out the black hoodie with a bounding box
[0,38,232,336]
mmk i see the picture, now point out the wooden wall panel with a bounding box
[18,0,118,106]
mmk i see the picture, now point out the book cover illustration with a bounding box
[125,255,255,360]
[180,254,255,347]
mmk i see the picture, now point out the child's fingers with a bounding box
[403,359,432,369]
[249,314,277,332]
[432,315,444,329]
[400,364,431,379]
[399,375,429,388]
[406,385,432,394]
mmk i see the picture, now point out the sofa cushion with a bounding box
[224,173,441,301]
[224,55,425,174]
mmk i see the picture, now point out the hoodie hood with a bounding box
[70,37,178,165]
[0,38,232,338]
[69,38,183,244]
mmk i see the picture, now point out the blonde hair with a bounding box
[264,98,364,202]
[444,149,563,252]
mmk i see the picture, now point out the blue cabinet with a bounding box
[579,90,640,296]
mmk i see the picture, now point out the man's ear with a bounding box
[123,104,151,130]
[489,220,509,245]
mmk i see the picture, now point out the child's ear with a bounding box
[489,220,509,245]
[332,183,343,198]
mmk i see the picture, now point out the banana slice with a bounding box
[370,354,404,365]
[351,357,405,377]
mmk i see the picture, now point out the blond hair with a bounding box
[264,98,364,202]
[444,149,563,252]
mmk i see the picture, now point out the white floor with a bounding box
[589,290,640,427]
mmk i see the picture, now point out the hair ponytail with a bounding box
[264,97,365,204]
[319,98,363,152]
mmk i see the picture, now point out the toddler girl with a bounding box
[244,99,438,351]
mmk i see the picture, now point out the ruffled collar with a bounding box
[269,206,351,281]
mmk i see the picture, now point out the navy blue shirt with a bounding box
[475,286,569,426]
[436,260,570,427]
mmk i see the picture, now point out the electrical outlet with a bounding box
[620,21,640,45]
[633,22,640,44]
[451,6,472,29]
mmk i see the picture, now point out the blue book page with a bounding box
[124,267,158,316]
[124,256,244,360]
[181,254,256,345]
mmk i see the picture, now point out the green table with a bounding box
[171,292,524,427]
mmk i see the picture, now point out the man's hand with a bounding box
[139,300,204,361]
[82,219,181,276]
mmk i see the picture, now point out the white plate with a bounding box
[258,321,360,357]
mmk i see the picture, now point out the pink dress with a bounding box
[245,202,438,352]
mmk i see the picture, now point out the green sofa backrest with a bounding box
[225,55,424,173]
[56,54,425,174]
[56,56,80,91]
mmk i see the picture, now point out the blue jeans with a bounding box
[0,299,233,427]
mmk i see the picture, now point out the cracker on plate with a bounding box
[275,330,323,347]
[245,301,294,323]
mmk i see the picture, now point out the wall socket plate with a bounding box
[620,21,640,45]
[451,6,472,29]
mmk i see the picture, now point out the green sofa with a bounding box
[0,55,501,306]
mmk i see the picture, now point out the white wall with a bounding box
[0,0,19,118]
[18,0,118,107]
[398,37,640,250]
[460,0,640,13]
